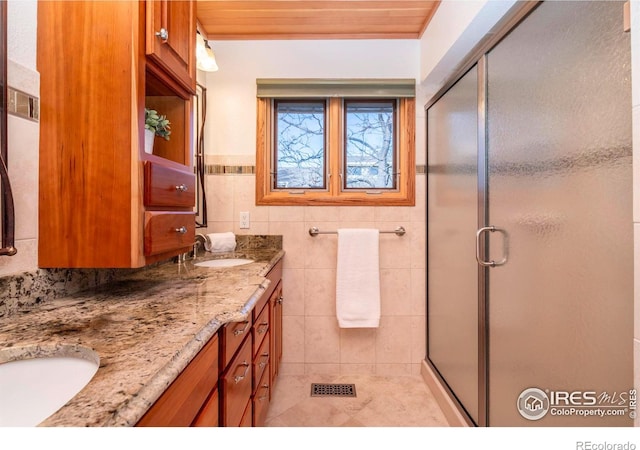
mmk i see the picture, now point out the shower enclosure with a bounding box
[426,1,633,426]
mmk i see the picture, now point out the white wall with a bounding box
[205,40,421,158]
[419,0,516,100]
[0,0,39,276]
[203,39,429,376]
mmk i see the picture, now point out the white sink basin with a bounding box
[0,346,99,426]
[194,258,254,268]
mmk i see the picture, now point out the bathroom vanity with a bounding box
[0,248,284,427]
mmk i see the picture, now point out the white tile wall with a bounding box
[204,172,427,375]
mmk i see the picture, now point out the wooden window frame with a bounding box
[256,97,415,206]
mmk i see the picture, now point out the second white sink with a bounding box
[194,258,254,268]
[0,346,99,426]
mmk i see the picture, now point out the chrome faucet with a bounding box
[194,233,211,256]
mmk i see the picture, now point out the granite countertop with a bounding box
[0,248,285,427]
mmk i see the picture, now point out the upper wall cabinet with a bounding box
[146,0,196,96]
[37,1,196,268]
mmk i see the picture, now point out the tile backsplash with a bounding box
[0,267,137,318]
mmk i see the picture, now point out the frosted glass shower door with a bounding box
[427,66,479,424]
[486,1,633,426]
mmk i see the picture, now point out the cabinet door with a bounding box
[137,334,219,427]
[146,0,195,94]
[192,389,219,427]
[269,282,283,390]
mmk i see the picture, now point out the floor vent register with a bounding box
[310,383,357,397]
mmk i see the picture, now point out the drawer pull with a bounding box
[257,322,268,335]
[259,384,269,401]
[233,321,250,336]
[175,226,187,234]
[258,352,269,369]
[233,361,250,384]
[175,184,188,192]
[155,28,169,41]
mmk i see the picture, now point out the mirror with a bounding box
[194,82,207,228]
[0,0,16,257]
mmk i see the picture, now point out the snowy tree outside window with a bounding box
[275,101,326,189]
[344,100,396,189]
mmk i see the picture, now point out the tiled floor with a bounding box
[265,373,450,427]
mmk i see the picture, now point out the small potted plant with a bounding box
[144,108,171,154]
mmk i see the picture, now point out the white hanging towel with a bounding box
[336,228,380,328]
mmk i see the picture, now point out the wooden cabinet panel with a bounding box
[240,403,253,427]
[144,211,195,256]
[137,334,219,427]
[270,281,283,391]
[192,388,219,427]
[252,305,269,358]
[252,370,270,427]
[222,336,253,427]
[262,258,283,305]
[145,0,196,95]
[144,161,195,208]
[252,331,270,388]
[221,318,252,368]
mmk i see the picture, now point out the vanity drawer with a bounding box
[252,330,270,388]
[252,304,269,357]
[144,161,195,208]
[144,211,195,256]
[222,336,253,427]
[221,317,253,368]
[252,369,270,427]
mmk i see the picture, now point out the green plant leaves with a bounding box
[144,107,171,141]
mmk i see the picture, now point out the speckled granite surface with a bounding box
[0,248,284,427]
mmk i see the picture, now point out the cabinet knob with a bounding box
[155,28,169,42]
[175,226,187,234]
[175,184,188,192]
[277,295,283,304]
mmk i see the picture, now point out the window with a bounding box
[344,100,396,190]
[256,79,415,206]
[274,100,327,189]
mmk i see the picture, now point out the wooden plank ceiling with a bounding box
[196,1,441,40]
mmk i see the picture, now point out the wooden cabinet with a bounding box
[145,0,196,95]
[135,257,284,427]
[219,258,283,427]
[37,0,196,268]
[137,334,219,427]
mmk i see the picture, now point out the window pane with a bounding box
[344,100,396,189]
[275,101,326,189]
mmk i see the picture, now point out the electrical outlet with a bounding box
[239,212,250,229]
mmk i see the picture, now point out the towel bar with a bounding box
[308,226,406,237]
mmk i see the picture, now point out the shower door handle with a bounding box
[476,226,508,267]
